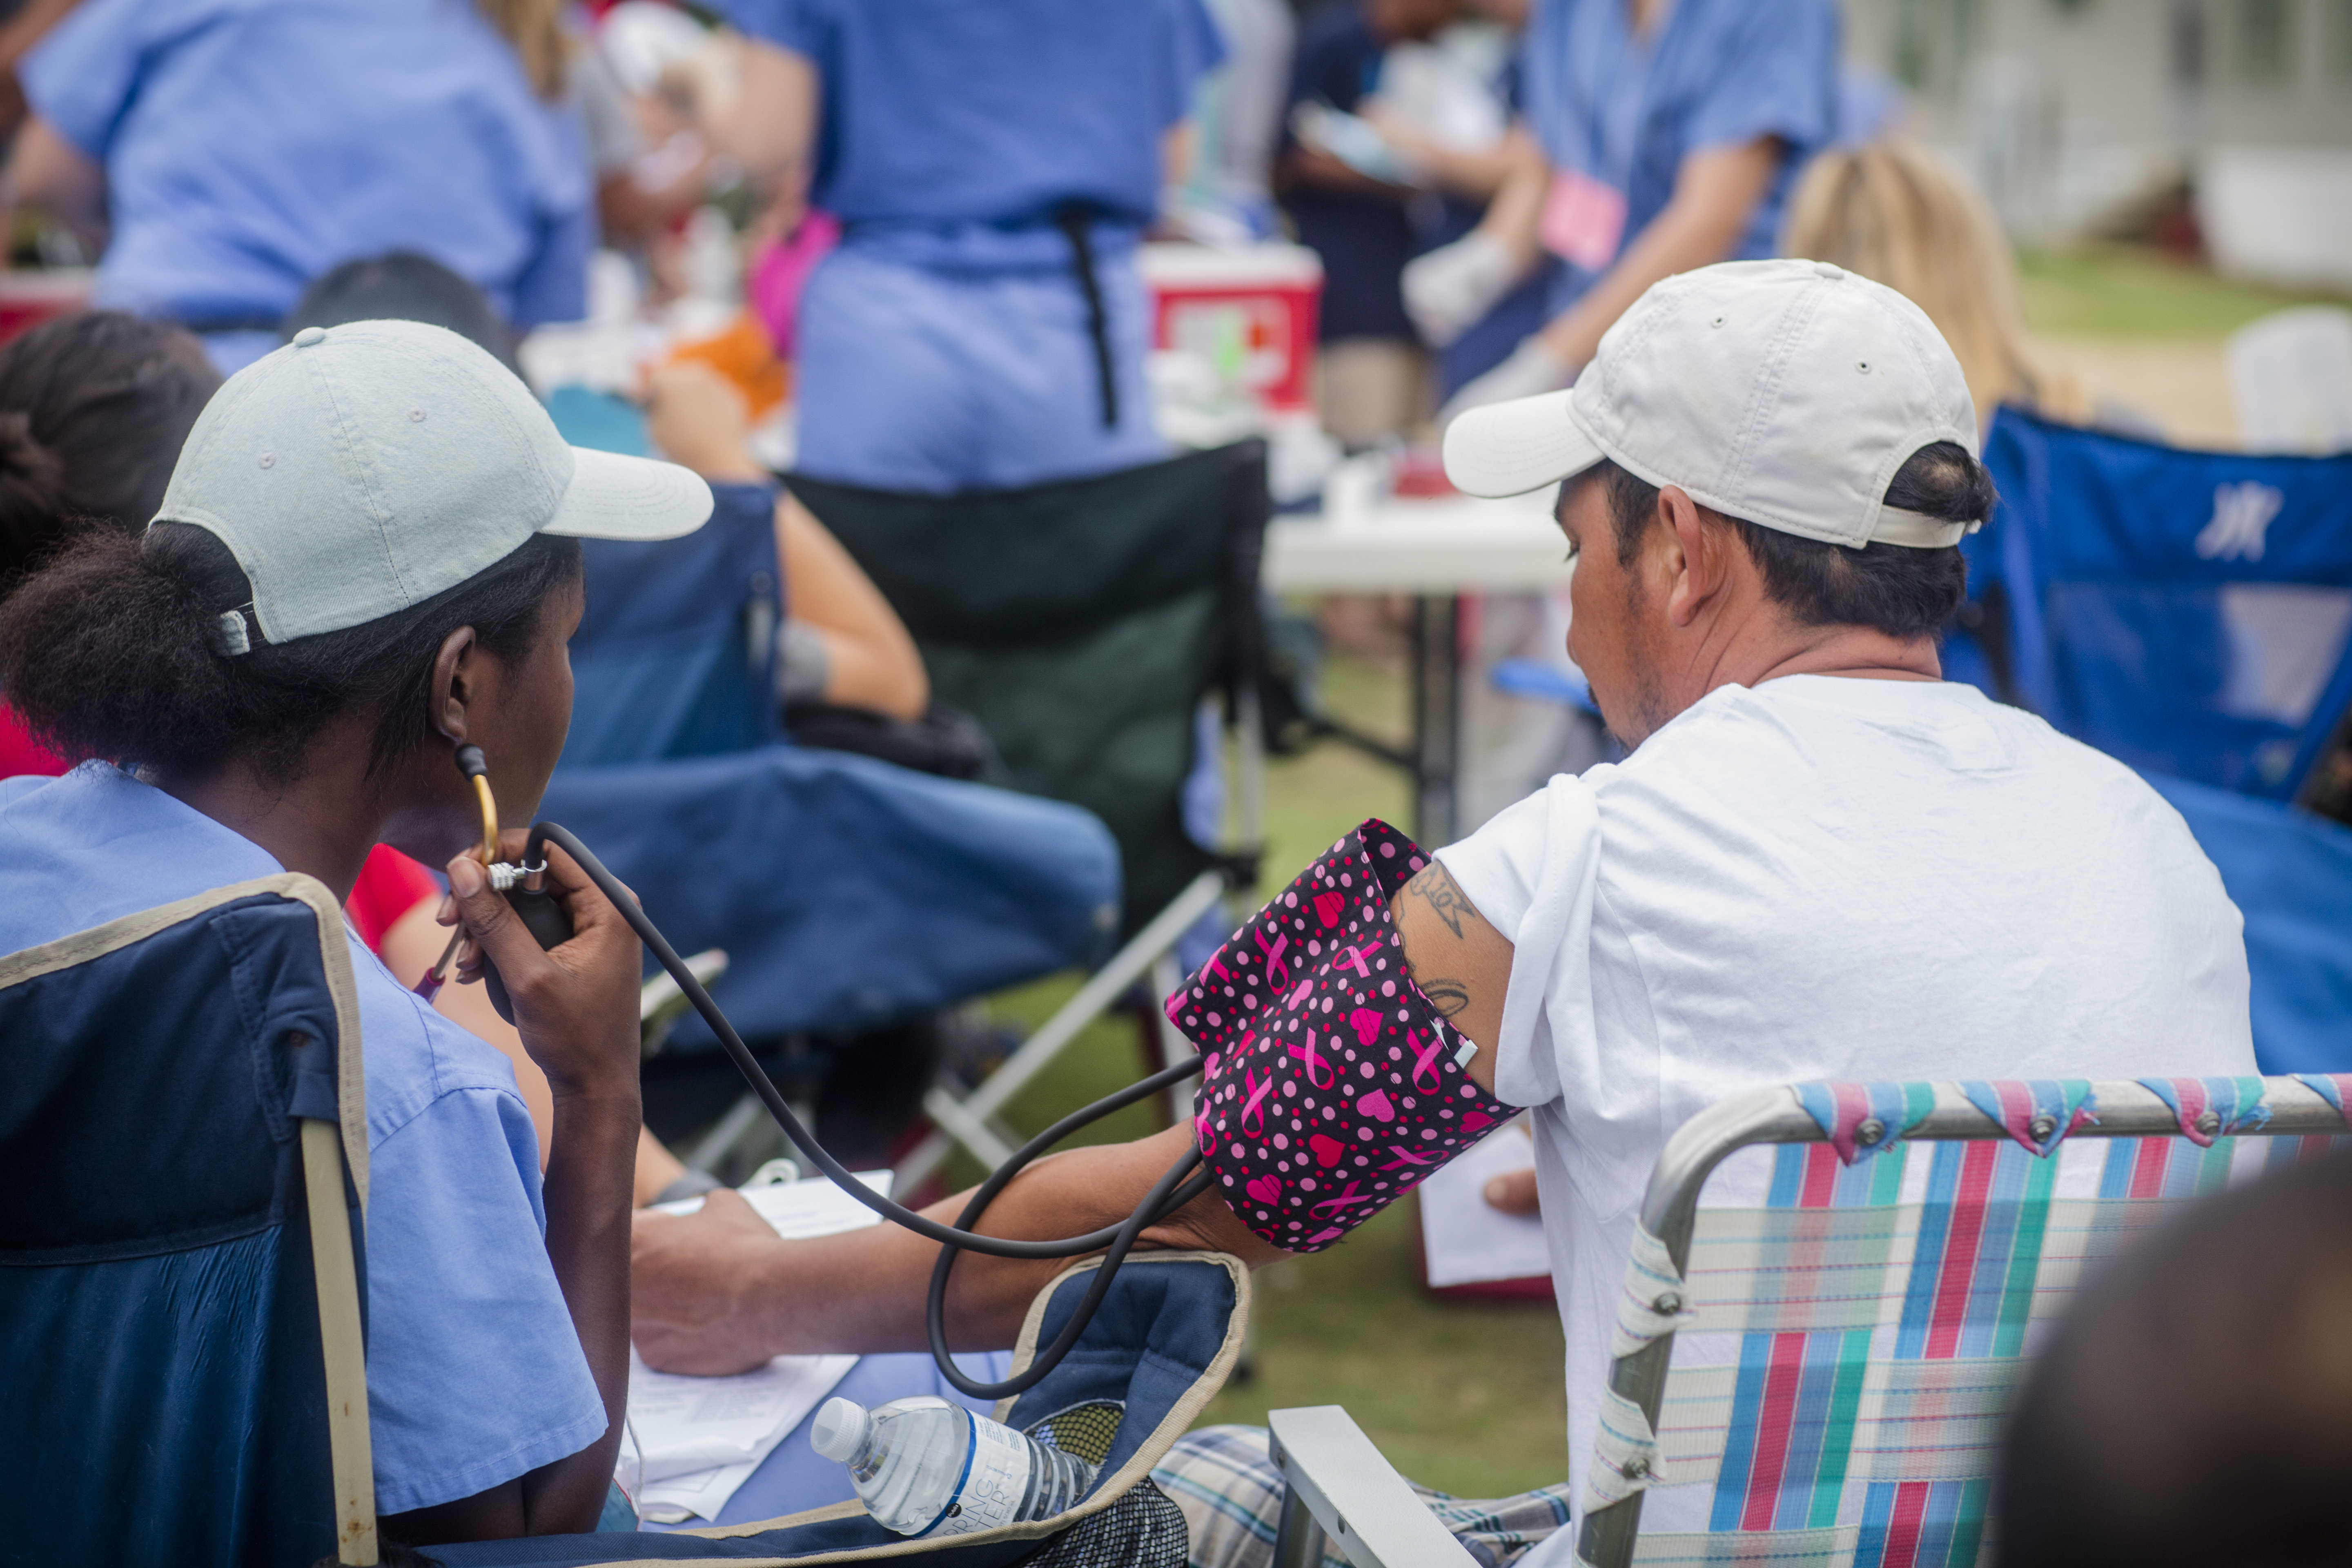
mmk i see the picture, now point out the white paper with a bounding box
[646,1166,894,1236]
[1418,1121,1553,1287]
[626,1348,859,1522]
[625,1171,894,1523]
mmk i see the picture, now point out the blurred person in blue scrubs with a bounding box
[677,0,1224,494]
[1164,0,1297,247]
[1277,0,1461,444]
[1402,0,1838,417]
[7,0,595,375]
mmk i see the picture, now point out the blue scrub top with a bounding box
[1282,4,1422,345]
[722,0,1223,234]
[23,0,593,335]
[0,765,609,1515]
[1520,0,1838,316]
[718,0,1221,493]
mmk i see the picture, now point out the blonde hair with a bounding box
[476,0,570,100]
[1781,140,2091,428]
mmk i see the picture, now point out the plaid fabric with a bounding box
[1018,1479,1189,1568]
[1151,1424,1573,1568]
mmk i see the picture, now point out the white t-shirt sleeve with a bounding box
[1433,773,1605,1112]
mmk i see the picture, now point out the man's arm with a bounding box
[634,862,1518,1378]
[674,33,815,187]
[1533,136,1782,371]
[1466,126,1553,259]
[7,115,106,249]
[1388,858,1515,1093]
[633,1122,1285,1376]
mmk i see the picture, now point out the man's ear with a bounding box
[1656,486,1721,628]
[430,626,481,748]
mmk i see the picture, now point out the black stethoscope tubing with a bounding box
[527,823,1213,1399]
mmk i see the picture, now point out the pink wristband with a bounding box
[1164,818,1513,1254]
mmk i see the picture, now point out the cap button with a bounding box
[292,326,328,347]
[1813,262,1844,281]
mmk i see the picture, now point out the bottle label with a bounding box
[919,1411,1037,1538]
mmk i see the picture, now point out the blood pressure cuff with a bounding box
[1164,818,1512,1254]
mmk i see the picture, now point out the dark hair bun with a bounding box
[0,310,221,581]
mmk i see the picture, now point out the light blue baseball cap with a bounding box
[152,317,713,649]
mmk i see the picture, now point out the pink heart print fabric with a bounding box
[1163,817,1514,1254]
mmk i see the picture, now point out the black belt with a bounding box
[1052,204,1119,430]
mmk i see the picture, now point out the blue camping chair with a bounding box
[562,475,781,765]
[428,1253,1247,1568]
[2142,772,2352,1075]
[0,875,374,1566]
[541,479,1120,1049]
[1958,407,2352,799]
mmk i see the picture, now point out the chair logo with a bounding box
[2194,481,2285,562]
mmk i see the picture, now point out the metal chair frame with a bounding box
[894,679,1266,1187]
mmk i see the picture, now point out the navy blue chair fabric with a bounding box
[1960,408,2352,798]
[541,746,1119,1043]
[565,480,782,766]
[2143,772,2352,1075]
[0,890,361,1567]
[550,480,1120,1042]
[433,1254,1244,1567]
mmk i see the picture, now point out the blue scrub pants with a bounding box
[794,239,1166,495]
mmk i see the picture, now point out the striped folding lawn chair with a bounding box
[1572,1074,2352,1568]
[1259,1074,2352,1568]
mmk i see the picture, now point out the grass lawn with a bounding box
[2012,245,2352,445]
[964,648,1570,1497]
[2018,244,2350,339]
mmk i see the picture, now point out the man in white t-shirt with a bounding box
[628,258,2256,1566]
[1374,257,2255,1551]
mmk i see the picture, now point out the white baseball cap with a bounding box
[1443,259,1982,549]
[153,317,713,649]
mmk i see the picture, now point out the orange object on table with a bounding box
[665,313,789,419]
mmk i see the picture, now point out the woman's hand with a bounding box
[631,1191,791,1374]
[643,360,765,482]
[443,829,641,1102]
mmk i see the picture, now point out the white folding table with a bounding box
[1262,487,1575,842]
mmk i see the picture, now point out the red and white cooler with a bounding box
[1140,242,1324,417]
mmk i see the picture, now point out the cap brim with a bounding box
[540,445,714,542]
[1441,389,1606,499]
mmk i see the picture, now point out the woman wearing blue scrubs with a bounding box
[1404,0,1838,413]
[0,320,710,1543]
[8,0,593,374]
[690,0,1224,494]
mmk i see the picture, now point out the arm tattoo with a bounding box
[1405,861,1477,940]
[1414,976,1470,1018]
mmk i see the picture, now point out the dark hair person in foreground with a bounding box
[1999,1148,2352,1568]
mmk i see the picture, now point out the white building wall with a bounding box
[1839,0,2352,277]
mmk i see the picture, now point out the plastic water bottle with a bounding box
[810,1395,1097,1537]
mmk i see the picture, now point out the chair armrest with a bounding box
[1267,1406,1482,1568]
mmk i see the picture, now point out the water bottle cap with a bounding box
[810,1396,870,1462]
